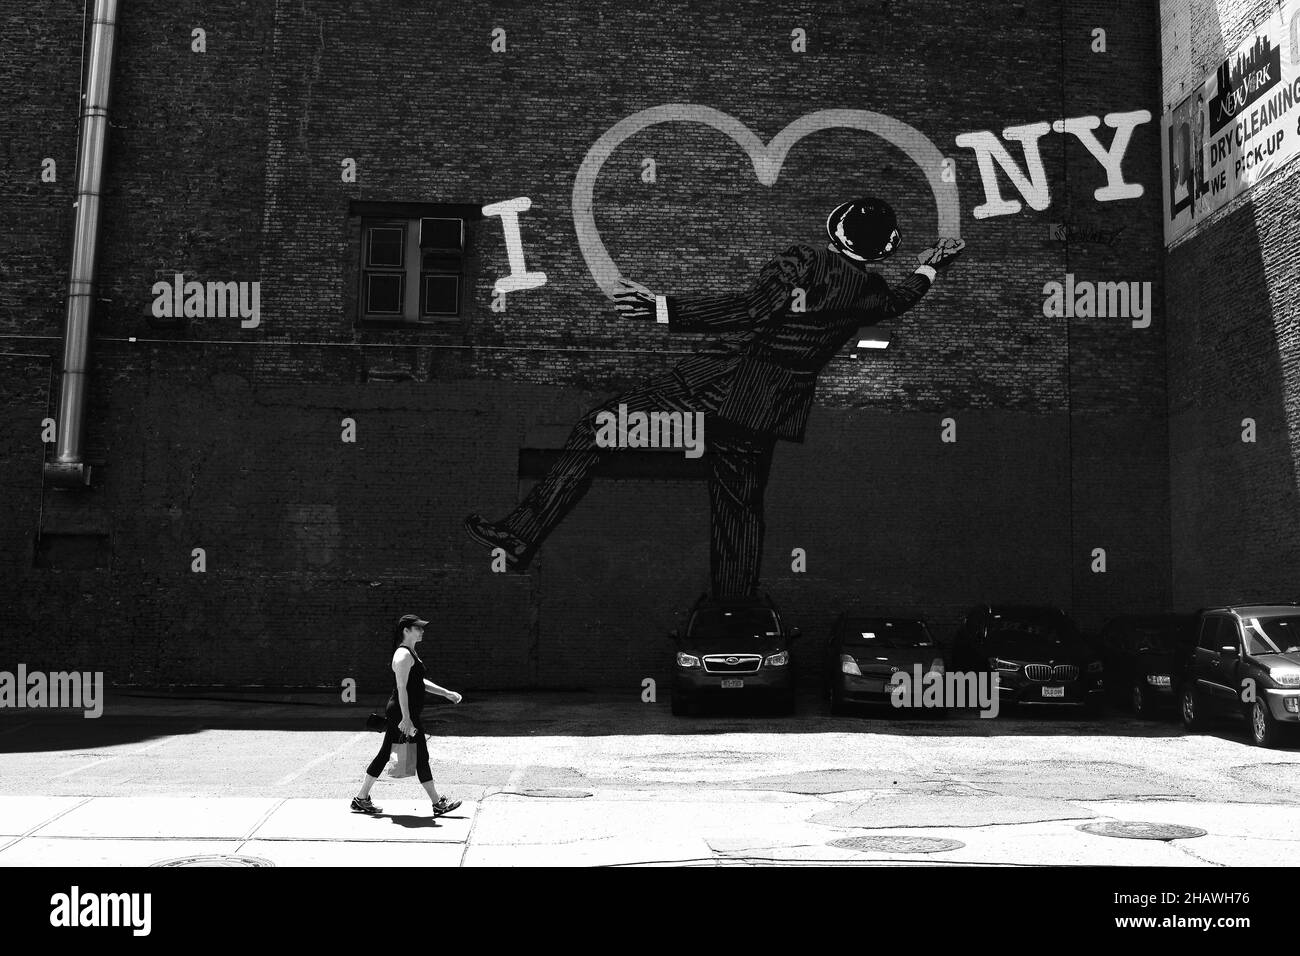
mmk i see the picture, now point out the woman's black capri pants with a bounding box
[366,721,432,783]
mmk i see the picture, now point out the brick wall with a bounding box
[1160,0,1300,606]
[0,0,1173,691]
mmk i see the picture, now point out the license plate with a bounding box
[721,679,744,689]
[1042,686,1065,698]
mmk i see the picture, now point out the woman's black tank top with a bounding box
[385,645,427,722]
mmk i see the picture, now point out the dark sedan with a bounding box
[1099,614,1195,718]
[825,615,945,716]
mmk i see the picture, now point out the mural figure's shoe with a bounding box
[463,513,536,571]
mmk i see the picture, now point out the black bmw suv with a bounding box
[951,605,1103,714]
[669,594,799,716]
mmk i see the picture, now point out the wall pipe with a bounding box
[45,0,118,488]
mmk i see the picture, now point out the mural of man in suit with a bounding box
[1192,91,1209,211]
[465,197,965,597]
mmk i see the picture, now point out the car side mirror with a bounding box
[788,627,802,642]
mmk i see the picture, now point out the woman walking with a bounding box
[351,613,463,817]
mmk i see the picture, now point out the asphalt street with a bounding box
[1,691,1297,866]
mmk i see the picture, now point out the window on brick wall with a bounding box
[350,202,479,327]
[363,222,407,316]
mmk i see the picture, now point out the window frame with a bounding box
[350,201,479,328]
[361,220,408,318]
[1198,614,1237,652]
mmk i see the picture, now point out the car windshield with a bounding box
[1130,624,1183,654]
[840,619,933,648]
[688,608,780,641]
[985,617,1086,656]
[1240,615,1300,655]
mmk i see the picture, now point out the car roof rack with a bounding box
[1221,601,1300,614]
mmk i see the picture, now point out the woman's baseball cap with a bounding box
[396,613,429,629]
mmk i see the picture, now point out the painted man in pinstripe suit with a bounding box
[466,198,965,597]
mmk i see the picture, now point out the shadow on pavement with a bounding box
[370,813,443,830]
[0,689,1293,753]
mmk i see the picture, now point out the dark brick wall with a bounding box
[1063,0,1172,627]
[0,5,83,330]
[0,0,1175,691]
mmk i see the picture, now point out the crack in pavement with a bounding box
[1170,841,1227,866]
[819,810,1101,831]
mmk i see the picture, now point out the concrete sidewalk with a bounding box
[5,691,1299,866]
[2,792,1295,866]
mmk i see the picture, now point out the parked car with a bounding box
[1099,614,1196,718]
[951,605,1103,714]
[1181,604,1300,747]
[669,594,799,716]
[824,614,945,716]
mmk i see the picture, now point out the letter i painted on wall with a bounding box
[482,197,547,295]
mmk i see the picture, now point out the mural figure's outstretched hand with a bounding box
[917,237,965,269]
[613,276,657,320]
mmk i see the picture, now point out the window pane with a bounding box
[1197,618,1219,650]
[422,274,459,315]
[366,273,404,314]
[422,251,462,272]
[420,218,463,250]
[367,227,405,268]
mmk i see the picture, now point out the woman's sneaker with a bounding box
[350,796,382,815]
[432,797,461,817]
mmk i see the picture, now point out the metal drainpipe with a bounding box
[45,0,119,488]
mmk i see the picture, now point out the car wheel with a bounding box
[1181,683,1203,731]
[828,686,848,717]
[1250,699,1281,748]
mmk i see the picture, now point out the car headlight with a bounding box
[1087,661,1103,675]
[676,652,700,668]
[765,651,789,667]
[1146,674,1172,687]
[990,657,1020,672]
[839,654,862,676]
[1270,670,1300,688]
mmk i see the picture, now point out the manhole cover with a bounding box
[1077,821,1206,841]
[151,855,274,867]
[516,788,593,799]
[828,835,965,854]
